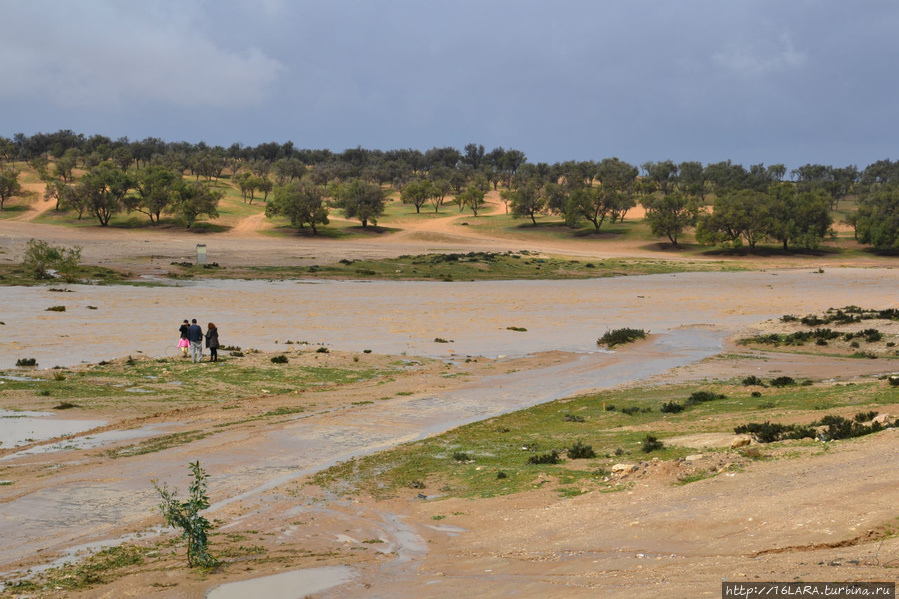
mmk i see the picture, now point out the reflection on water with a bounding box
[0,409,106,448]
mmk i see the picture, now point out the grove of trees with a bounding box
[2,129,899,250]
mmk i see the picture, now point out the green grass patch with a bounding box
[312,377,899,501]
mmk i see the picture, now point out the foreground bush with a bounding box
[153,461,217,568]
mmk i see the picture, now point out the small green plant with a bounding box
[153,461,217,568]
[641,435,664,453]
[271,354,289,364]
[53,401,78,410]
[45,305,66,312]
[496,471,508,479]
[229,351,244,357]
[751,391,762,398]
[452,452,472,462]
[506,326,527,332]
[52,371,66,381]
[434,337,450,343]
[567,441,596,459]
[597,328,646,348]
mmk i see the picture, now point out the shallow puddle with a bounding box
[205,566,357,599]
[0,409,106,448]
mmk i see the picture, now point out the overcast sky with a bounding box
[2,1,897,169]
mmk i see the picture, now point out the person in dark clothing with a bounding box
[188,319,204,362]
[205,323,220,362]
[178,319,190,357]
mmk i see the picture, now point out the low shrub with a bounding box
[271,355,289,364]
[452,452,472,462]
[685,391,725,406]
[751,391,762,398]
[734,421,816,443]
[854,411,878,423]
[316,347,330,354]
[496,471,507,479]
[567,441,596,459]
[597,328,646,348]
[770,376,795,387]
[45,305,66,312]
[563,413,585,422]
[742,375,765,387]
[641,435,664,453]
[660,401,684,413]
[16,358,37,367]
[527,450,561,465]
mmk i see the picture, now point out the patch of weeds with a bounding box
[740,446,766,460]
[407,480,425,489]
[452,452,472,462]
[108,431,211,458]
[433,338,452,343]
[567,440,596,459]
[431,515,446,520]
[45,305,66,312]
[362,538,384,544]
[270,355,289,364]
[496,471,508,479]
[229,351,244,357]
[316,347,330,354]
[37,390,51,396]
[621,406,652,415]
[751,391,763,398]
[54,402,79,410]
[660,401,685,413]
[770,376,795,388]
[597,328,646,348]
[563,412,585,422]
[742,375,766,387]
[506,326,527,332]
[52,371,67,381]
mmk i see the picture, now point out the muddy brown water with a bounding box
[2,268,899,594]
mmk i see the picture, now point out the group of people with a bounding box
[178,319,220,362]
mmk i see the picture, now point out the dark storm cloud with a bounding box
[2,0,898,169]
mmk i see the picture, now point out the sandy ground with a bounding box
[1,202,899,597]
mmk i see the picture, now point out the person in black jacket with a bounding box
[188,319,204,363]
[205,323,220,362]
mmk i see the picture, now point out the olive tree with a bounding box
[266,180,329,233]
